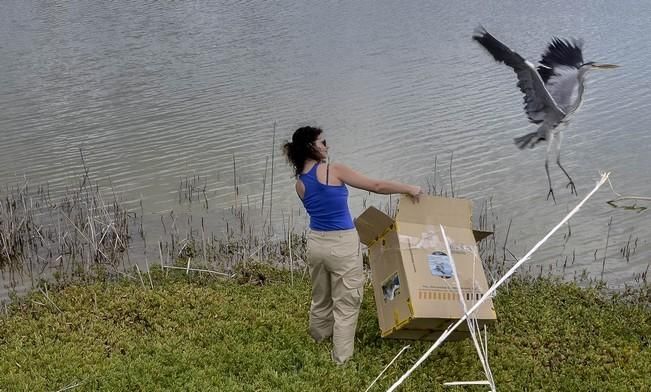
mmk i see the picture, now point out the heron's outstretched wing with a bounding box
[472,27,565,124]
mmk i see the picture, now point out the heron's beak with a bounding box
[592,63,620,69]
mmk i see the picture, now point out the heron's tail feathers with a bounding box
[514,131,545,149]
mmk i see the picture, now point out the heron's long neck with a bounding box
[568,73,587,115]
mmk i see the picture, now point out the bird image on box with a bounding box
[472,27,618,202]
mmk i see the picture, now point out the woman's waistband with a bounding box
[308,228,358,238]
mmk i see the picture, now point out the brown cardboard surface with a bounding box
[355,195,497,340]
[355,206,395,246]
[368,230,413,334]
[396,195,472,227]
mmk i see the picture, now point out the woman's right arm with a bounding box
[332,162,422,198]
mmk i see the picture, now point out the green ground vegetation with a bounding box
[1,265,650,392]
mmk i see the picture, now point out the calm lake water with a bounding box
[2,0,651,296]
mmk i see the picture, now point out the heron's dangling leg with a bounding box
[545,158,556,203]
[545,133,556,203]
[557,158,577,195]
[554,131,577,196]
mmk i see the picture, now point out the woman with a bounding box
[283,126,422,364]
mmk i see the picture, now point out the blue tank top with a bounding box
[299,163,355,231]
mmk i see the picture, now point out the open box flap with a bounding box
[396,195,472,228]
[354,206,394,246]
[472,229,493,242]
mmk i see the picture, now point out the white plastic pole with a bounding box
[364,345,411,392]
[386,172,610,392]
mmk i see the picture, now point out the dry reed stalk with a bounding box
[1,234,12,268]
[602,216,613,281]
[201,217,207,263]
[268,122,276,234]
[135,264,146,289]
[432,155,438,195]
[503,218,512,263]
[139,199,145,242]
[262,156,269,217]
[163,265,233,277]
[177,240,189,258]
[144,255,153,289]
[202,179,208,209]
[449,152,455,197]
[87,214,97,262]
[178,177,182,204]
[158,240,165,269]
[39,285,62,313]
[232,153,238,208]
[606,176,651,209]
[55,380,84,392]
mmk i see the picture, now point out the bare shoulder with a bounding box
[330,162,373,187]
[330,162,353,174]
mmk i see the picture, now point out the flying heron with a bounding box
[472,27,619,202]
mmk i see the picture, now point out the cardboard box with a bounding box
[355,195,497,340]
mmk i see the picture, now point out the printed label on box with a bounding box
[382,272,401,302]
[428,251,452,278]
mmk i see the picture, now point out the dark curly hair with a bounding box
[283,126,323,177]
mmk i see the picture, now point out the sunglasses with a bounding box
[314,138,326,147]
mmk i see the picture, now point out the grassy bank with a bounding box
[1,265,650,391]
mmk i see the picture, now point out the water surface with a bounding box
[2,1,650,296]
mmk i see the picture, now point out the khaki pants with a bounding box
[307,229,364,364]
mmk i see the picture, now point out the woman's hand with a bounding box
[406,185,424,202]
